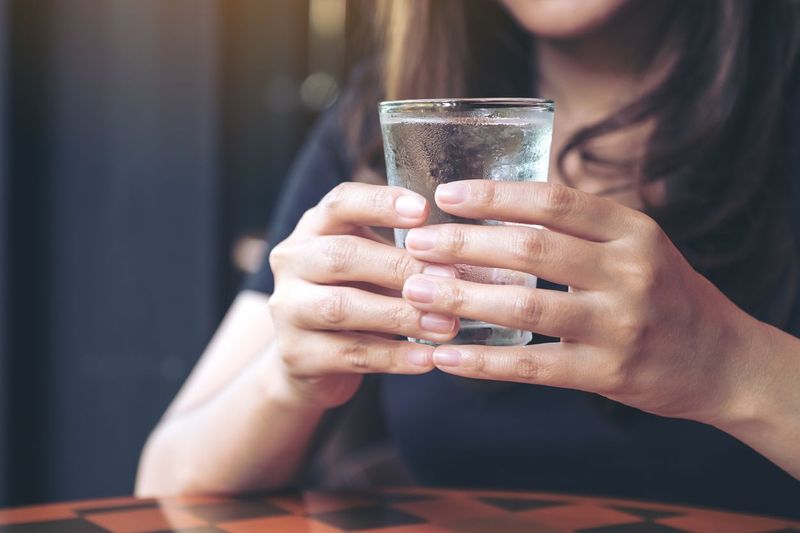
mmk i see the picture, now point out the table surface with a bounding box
[1,487,798,533]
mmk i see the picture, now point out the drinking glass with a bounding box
[379,98,555,346]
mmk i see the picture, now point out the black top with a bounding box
[243,96,800,518]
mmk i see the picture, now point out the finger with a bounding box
[434,180,646,242]
[290,234,457,290]
[284,331,436,376]
[431,342,602,391]
[403,223,606,289]
[403,275,594,340]
[297,182,430,236]
[290,284,459,344]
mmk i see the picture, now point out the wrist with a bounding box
[258,343,328,417]
[708,312,776,433]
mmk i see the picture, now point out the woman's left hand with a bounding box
[401,179,766,427]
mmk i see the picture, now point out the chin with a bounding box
[499,0,635,39]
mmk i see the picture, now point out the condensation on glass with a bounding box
[379,98,555,346]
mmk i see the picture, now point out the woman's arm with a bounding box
[713,318,800,479]
[135,291,326,496]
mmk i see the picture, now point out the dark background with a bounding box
[0,0,367,506]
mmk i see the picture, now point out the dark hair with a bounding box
[346,0,800,329]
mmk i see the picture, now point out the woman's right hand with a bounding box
[267,182,459,409]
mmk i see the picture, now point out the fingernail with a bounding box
[407,348,430,367]
[395,195,426,218]
[422,264,456,278]
[420,313,455,333]
[405,277,438,303]
[436,182,468,205]
[434,348,461,366]
[405,228,437,250]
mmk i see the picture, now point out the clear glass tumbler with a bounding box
[379,98,555,346]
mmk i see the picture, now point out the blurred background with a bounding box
[0,0,368,506]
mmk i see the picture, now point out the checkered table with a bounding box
[0,488,798,532]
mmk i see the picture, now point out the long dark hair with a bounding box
[345,0,800,329]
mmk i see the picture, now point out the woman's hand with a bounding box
[401,179,765,427]
[268,182,458,409]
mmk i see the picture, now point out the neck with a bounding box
[534,2,668,117]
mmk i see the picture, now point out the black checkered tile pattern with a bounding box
[0,489,797,532]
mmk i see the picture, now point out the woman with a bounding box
[136,0,800,517]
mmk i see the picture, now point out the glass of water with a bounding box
[378,98,555,346]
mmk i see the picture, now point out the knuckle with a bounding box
[440,281,467,314]
[268,289,293,322]
[268,241,290,272]
[340,338,385,371]
[368,187,387,213]
[631,213,671,253]
[634,212,662,239]
[442,225,469,256]
[276,334,300,367]
[321,236,355,274]
[297,207,316,226]
[471,180,497,207]
[605,359,633,392]
[515,228,548,264]
[615,312,648,352]
[384,303,413,331]
[388,252,416,283]
[626,261,659,296]
[318,289,349,326]
[514,355,540,381]
[340,338,370,369]
[267,292,282,317]
[467,349,487,373]
[513,291,544,326]
[540,183,578,217]
[319,183,351,212]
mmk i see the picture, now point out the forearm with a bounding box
[715,318,800,479]
[136,343,325,496]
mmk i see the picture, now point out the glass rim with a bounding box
[379,97,554,113]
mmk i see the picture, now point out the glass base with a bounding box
[411,320,532,347]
